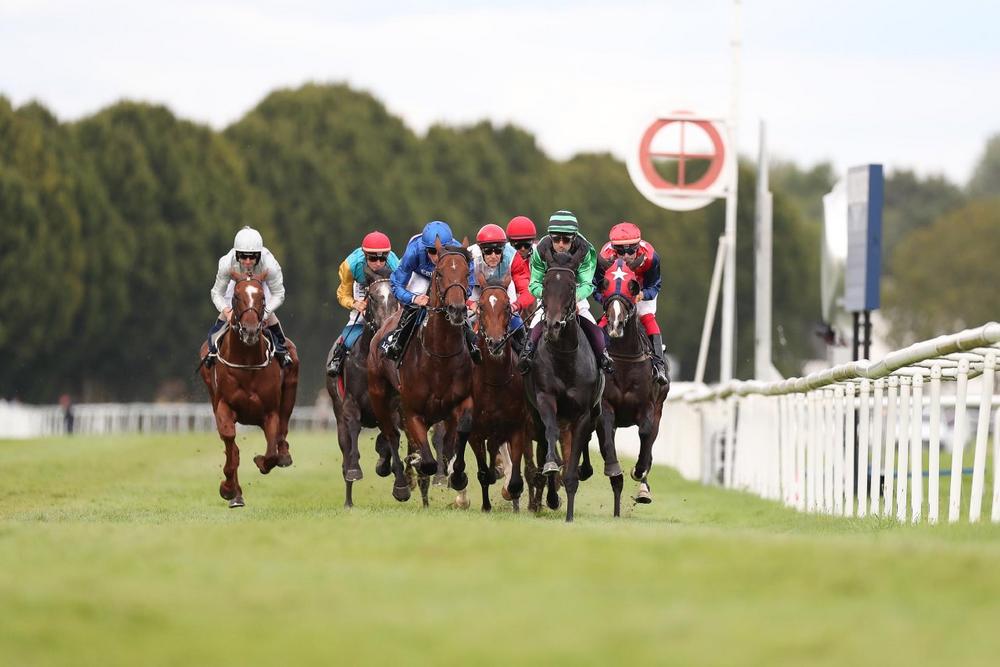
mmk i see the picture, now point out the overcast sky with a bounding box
[2,0,998,184]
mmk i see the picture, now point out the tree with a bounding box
[967,133,1000,199]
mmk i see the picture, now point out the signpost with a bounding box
[845,164,884,361]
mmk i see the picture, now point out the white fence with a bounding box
[659,322,1000,524]
[0,401,334,438]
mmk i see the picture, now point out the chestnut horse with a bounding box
[368,239,474,503]
[453,275,536,512]
[198,275,299,508]
[596,257,669,503]
[325,265,401,508]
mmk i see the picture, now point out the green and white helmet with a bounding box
[234,226,263,254]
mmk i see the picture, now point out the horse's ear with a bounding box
[502,273,512,290]
[362,264,377,284]
[376,264,392,278]
[229,270,243,281]
[460,236,470,249]
[628,279,641,298]
[596,254,611,275]
[475,265,488,288]
[627,253,645,272]
[601,278,609,292]
[567,240,588,268]
[253,270,269,282]
[536,235,555,264]
[434,236,444,255]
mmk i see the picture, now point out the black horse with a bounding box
[595,257,670,504]
[326,266,412,507]
[526,244,618,521]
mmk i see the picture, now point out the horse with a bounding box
[368,238,475,504]
[453,273,536,512]
[198,274,299,508]
[325,265,405,508]
[526,243,617,522]
[596,256,670,503]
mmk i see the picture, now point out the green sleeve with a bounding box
[575,241,597,301]
[529,251,545,299]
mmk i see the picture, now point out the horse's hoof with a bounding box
[219,482,237,501]
[277,453,293,467]
[454,493,471,510]
[253,455,271,475]
[630,466,644,482]
[542,461,560,476]
[375,456,391,478]
[450,471,468,491]
[501,486,512,501]
[579,462,594,481]
[604,462,623,478]
[635,483,652,504]
[344,468,363,482]
[228,496,245,509]
[418,459,438,476]
[392,485,411,502]
[546,493,561,510]
[432,473,449,487]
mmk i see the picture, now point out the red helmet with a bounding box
[609,221,641,245]
[506,215,536,240]
[361,231,391,253]
[476,223,507,245]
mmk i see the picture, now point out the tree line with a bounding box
[1,83,997,403]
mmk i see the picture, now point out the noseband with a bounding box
[604,292,637,325]
[233,278,266,340]
[543,266,578,329]
[428,249,470,322]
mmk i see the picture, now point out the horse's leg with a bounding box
[276,345,299,466]
[579,439,594,481]
[339,413,363,509]
[402,412,438,477]
[215,403,244,508]
[418,473,431,508]
[536,394,561,475]
[431,423,448,486]
[634,405,661,504]
[507,431,526,513]
[370,372,408,502]
[561,425,579,522]
[253,412,282,475]
[375,432,391,477]
[469,433,493,512]
[597,404,623,479]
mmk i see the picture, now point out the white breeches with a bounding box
[529,298,595,326]
[405,273,431,297]
[637,298,657,316]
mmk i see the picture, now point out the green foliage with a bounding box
[884,199,1000,344]
[883,169,965,255]
[968,133,1000,199]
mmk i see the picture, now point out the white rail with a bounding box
[659,322,1000,523]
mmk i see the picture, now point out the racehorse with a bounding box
[325,265,403,508]
[452,273,535,512]
[368,238,474,504]
[596,256,670,503]
[198,274,299,508]
[526,242,615,522]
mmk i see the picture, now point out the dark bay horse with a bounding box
[325,266,402,508]
[368,239,474,504]
[527,245,615,522]
[453,275,536,512]
[596,257,670,503]
[198,274,299,508]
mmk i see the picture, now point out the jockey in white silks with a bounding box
[202,226,292,368]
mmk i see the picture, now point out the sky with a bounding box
[2,0,998,184]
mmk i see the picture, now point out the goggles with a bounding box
[366,253,388,262]
[481,245,504,256]
[613,244,640,255]
[550,233,575,244]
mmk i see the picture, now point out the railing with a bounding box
[0,401,334,438]
[659,322,1000,524]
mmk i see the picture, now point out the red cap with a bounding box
[476,223,507,245]
[361,231,391,252]
[506,215,536,240]
[610,222,641,245]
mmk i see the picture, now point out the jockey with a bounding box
[381,220,480,363]
[325,231,401,377]
[468,223,533,353]
[517,210,615,375]
[595,222,669,385]
[203,226,292,368]
[504,215,538,316]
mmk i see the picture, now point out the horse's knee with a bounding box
[563,476,580,494]
[508,477,524,497]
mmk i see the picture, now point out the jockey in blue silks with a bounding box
[381,220,480,363]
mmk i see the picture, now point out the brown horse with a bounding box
[453,275,536,512]
[368,239,474,503]
[198,275,299,507]
[595,257,669,504]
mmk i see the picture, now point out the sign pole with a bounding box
[720,0,741,382]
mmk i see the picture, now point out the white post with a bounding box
[895,377,911,522]
[857,379,871,517]
[796,394,807,511]
[948,358,970,523]
[844,383,856,516]
[883,376,899,518]
[720,0,741,383]
[695,237,728,384]
[823,389,835,514]
[754,120,780,382]
[992,407,1000,523]
[969,351,995,522]
[833,386,845,516]
[870,379,885,517]
[807,391,818,512]
[910,374,924,524]
[928,365,942,523]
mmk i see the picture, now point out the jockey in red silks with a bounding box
[595,221,669,385]
[468,223,533,352]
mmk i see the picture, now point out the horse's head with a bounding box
[538,236,587,341]
[597,255,642,338]
[478,277,512,358]
[230,273,267,345]
[362,264,398,332]
[430,238,472,326]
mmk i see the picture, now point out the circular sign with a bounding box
[627,114,732,211]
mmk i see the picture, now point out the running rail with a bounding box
[660,322,1000,523]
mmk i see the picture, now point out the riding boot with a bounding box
[517,323,543,375]
[648,334,670,386]
[510,326,526,355]
[464,321,482,364]
[383,306,420,361]
[202,318,226,368]
[326,338,348,378]
[267,322,293,368]
[581,317,615,374]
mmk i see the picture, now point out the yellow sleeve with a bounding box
[336,260,356,310]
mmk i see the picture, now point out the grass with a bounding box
[2,431,1000,666]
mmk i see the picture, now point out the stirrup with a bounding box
[599,352,615,374]
[203,352,217,369]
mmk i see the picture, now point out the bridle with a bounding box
[542,266,577,331]
[232,277,266,344]
[426,249,470,325]
[477,285,513,356]
[362,277,394,331]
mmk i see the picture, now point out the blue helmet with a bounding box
[421,221,453,248]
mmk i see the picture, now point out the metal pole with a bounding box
[721,0,741,383]
[852,312,861,361]
[863,310,872,359]
[695,236,729,384]
[754,119,778,381]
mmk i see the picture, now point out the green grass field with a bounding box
[2,431,1000,666]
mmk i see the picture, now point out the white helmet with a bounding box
[234,226,263,253]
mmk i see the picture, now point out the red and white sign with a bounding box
[626,113,733,211]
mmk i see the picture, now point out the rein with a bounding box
[604,293,648,362]
[216,333,275,370]
[541,266,579,352]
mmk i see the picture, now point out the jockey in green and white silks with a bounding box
[203,226,293,368]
